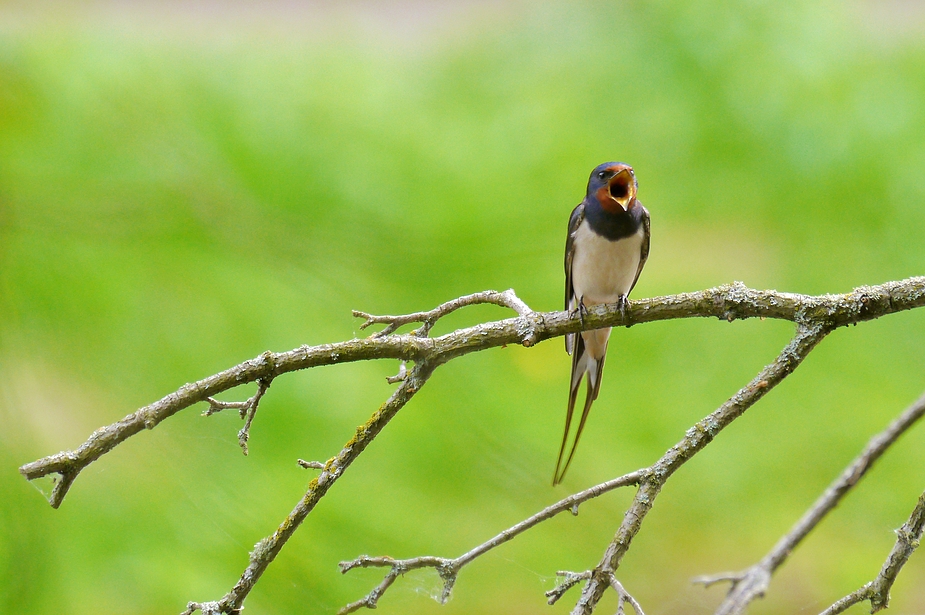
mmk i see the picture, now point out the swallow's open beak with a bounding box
[608,169,636,211]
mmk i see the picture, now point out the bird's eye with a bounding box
[598,171,607,180]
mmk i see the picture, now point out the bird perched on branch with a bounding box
[554,162,650,485]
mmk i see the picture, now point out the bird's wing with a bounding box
[628,202,650,294]
[564,201,585,355]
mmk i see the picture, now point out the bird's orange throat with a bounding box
[596,186,636,215]
[596,170,636,214]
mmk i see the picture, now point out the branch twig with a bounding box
[547,570,593,605]
[203,378,271,455]
[609,575,646,615]
[546,572,645,615]
[820,492,925,613]
[819,488,925,614]
[338,556,454,614]
[339,470,644,613]
[694,390,925,615]
[353,288,536,341]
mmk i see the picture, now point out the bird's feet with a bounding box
[617,295,629,323]
[576,297,589,326]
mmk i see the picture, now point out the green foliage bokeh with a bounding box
[1,2,924,614]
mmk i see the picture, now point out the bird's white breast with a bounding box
[571,221,644,307]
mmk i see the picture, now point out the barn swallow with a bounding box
[553,162,650,485]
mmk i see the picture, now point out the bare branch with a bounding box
[570,323,831,614]
[819,489,925,615]
[339,470,644,612]
[16,277,925,615]
[19,277,925,508]
[456,470,645,567]
[694,390,925,615]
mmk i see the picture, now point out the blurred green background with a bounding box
[2,1,924,613]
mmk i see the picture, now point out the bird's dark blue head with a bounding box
[586,162,638,214]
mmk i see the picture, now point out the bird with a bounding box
[553,162,650,485]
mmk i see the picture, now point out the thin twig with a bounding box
[353,288,536,340]
[385,361,408,384]
[693,390,925,615]
[203,378,271,455]
[818,490,925,615]
[340,470,645,612]
[547,571,593,605]
[546,570,646,614]
[609,575,645,615]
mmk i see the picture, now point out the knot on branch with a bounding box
[515,309,542,347]
[849,286,892,323]
[250,537,274,564]
[895,525,921,550]
[794,285,896,329]
[714,281,752,322]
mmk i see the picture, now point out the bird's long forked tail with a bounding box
[553,335,606,485]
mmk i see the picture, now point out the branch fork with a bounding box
[204,377,271,455]
[337,555,457,614]
[546,570,645,615]
[546,570,593,605]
